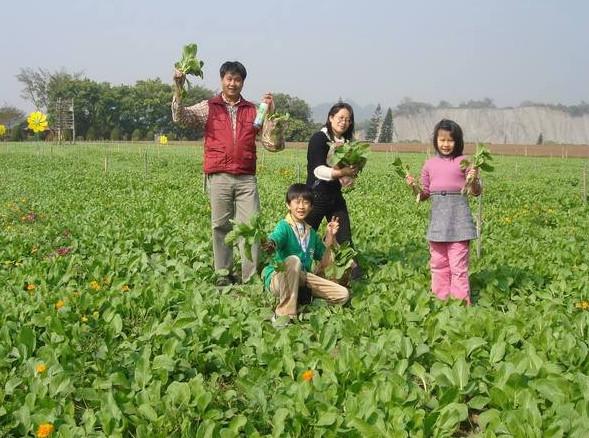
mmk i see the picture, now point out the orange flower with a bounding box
[26,283,36,291]
[121,284,130,292]
[89,280,101,291]
[36,363,47,373]
[36,422,54,437]
[302,369,314,381]
[55,300,65,310]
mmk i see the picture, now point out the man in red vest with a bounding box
[172,61,274,286]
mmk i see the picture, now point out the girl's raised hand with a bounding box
[405,174,415,186]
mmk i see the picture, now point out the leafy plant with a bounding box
[224,213,265,262]
[323,242,357,285]
[460,143,494,195]
[174,43,204,98]
[327,140,370,170]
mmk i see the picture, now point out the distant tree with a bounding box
[16,67,83,111]
[365,103,382,142]
[537,133,544,145]
[458,98,496,109]
[85,126,97,141]
[272,92,316,141]
[131,128,143,141]
[0,106,26,128]
[437,100,452,109]
[394,97,434,116]
[110,127,121,141]
[378,107,393,143]
[273,93,312,123]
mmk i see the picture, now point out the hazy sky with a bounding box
[2,0,588,112]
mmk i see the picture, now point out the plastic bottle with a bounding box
[253,102,268,128]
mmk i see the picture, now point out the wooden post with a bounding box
[476,178,483,258]
[144,149,148,175]
[583,162,587,205]
[104,156,108,173]
[296,163,301,183]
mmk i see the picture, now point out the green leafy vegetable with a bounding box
[323,242,357,285]
[392,157,422,202]
[460,143,494,194]
[327,140,370,170]
[224,214,265,262]
[174,43,204,98]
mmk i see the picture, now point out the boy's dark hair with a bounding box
[286,183,313,205]
[433,119,464,157]
[325,102,355,141]
[219,61,247,80]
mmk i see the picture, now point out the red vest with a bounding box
[203,95,258,175]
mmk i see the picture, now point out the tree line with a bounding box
[0,68,319,142]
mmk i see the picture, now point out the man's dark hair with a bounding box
[286,183,313,205]
[433,119,464,157]
[219,61,247,80]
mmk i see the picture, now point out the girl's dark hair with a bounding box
[286,183,313,205]
[219,61,247,80]
[433,119,464,157]
[325,102,355,141]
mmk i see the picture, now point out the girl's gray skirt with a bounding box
[427,191,477,242]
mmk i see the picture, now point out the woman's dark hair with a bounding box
[433,119,464,157]
[219,61,247,80]
[325,102,355,141]
[286,183,313,205]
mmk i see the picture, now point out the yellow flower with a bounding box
[36,363,47,373]
[89,280,101,291]
[92,311,99,319]
[55,300,65,310]
[121,284,130,292]
[302,369,314,382]
[81,315,88,323]
[159,135,168,145]
[27,111,49,133]
[31,245,38,254]
[36,422,54,437]
[576,300,589,310]
[0,124,6,137]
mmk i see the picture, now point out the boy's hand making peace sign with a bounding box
[325,216,339,247]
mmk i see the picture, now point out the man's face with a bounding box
[221,72,244,99]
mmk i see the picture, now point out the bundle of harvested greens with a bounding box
[174,43,204,98]
[224,214,265,262]
[326,140,370,190]
[322,242,357,286]
[460,144,494,195]
[392,157,422,202]
[327,140,370,170]
[262,112,290,152]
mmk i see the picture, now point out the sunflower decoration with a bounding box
[27,111,49,134]
[159,135,168,145]
[0,124,6,137]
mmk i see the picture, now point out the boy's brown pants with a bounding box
[270,256,349,316]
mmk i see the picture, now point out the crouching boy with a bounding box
[262,183,350,324]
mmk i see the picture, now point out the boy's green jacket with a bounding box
[262,215,325,289]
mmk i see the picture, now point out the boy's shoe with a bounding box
[215,274,238,287]
[271,313,293,329]
[351,264,364,281]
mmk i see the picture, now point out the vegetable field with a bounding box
[1,142,588,437]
